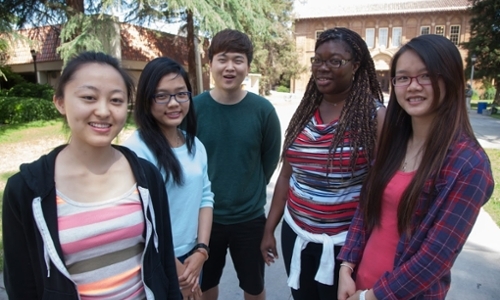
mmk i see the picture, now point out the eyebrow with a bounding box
[395,68,428,75]
[77,85,126,94]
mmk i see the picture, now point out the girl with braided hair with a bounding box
[260,27,386,299]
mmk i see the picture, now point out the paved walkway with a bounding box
[1,98,498,299]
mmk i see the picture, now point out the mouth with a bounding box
[407,97,425,103]
[223,75,236,79]
[315,77,332,85]
[89,122,111,128]
[166,111,181,118]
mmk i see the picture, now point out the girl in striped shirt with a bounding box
[261,28,386,300]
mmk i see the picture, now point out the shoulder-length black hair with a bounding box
[361,34,476,235]
[133,57,197,185]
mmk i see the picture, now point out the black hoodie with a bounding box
[2,145,181,299]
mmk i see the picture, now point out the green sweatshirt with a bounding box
[193,91,281,224]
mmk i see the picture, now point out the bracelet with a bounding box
[194,248,209,261]
[340,263,354,273]
[360,290,368,300]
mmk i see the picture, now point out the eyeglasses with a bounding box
[310,57,352,68]
[153,91,191,104]
[392,74,432,87]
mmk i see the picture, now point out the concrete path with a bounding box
[1,96,498,300]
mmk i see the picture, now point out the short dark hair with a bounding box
[208,29,253,65]
[54,51,134,103]
[134,57,197,185]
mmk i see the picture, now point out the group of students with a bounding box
[1,26,493,300]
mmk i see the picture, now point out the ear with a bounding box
[53,95,66,115]
[352,61,360,75]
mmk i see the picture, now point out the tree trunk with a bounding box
[494,80,500,107]
[186,10,198,95]
[65,0,84,16]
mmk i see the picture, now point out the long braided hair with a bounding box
[283,27,383,173]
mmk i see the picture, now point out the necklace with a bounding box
[401,147,423,172]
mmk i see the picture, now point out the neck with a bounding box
[322,86,350,105]
[210,87,247,105]
[161,127,183,148]
[410,115,433,144]
[64,141,119,172]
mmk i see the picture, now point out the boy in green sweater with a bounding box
[194,29,281,300]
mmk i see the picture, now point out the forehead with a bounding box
[395,50,426,73]
[213,51,247,60]
[157,73,187,89]
[68,63,125,88]
[315,40,351,56]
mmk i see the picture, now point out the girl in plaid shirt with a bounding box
[338,35,494,300]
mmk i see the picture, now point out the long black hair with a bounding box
[133,57,197,185]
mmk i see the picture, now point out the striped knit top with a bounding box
[285,109,371,236]
[57,185,146,300]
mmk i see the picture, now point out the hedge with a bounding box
[0,97,59,124]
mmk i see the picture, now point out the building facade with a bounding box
[4,23,210,91]
[292,0,471,95]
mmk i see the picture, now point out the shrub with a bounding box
[6,82,54,101]
[482,87,497,100]
[0,97,59,124]
[0,66,26,90]
[276,85,290,93]
[472,90,480,100]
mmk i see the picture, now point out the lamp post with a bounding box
[30,49,38,84]
[470,54,477,84]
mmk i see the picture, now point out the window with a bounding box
[435,25,445,36]
[420,26,430,35]
[378,27,388,48]
[450,25,460,45]
[315,30,324,40]
[365,28,375,48]
[392,27,402,47]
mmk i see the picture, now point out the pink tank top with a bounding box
[355,170,415,289]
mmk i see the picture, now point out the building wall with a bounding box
[293,11,471,95]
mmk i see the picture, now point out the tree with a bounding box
[463,0,500,105]
[3,0,304,95]
[132,0,303,95]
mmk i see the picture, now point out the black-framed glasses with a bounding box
[310,57,351,68]
[392,74,432,87]
[153,91,192,104]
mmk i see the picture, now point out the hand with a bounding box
[345,290,362,300]
[337,267,356,300]
[182,285,202,300]
[260,231,278,266]
[179,251,206,291]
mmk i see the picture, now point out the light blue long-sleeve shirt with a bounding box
[123,130,214,257]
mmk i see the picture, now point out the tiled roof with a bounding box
[6,26,62,64]
[294,0,470,19]
[120,23,189,66]
[6,23,190,66]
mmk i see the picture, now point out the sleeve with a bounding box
[373,153,494,300]
[147,163,181,299]
[261,107,282,184]
[2,175,39,299]
[198,141,214,208]
[337,204,369,264]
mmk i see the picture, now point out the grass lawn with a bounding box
[484,149,500,227]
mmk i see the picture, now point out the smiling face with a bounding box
[53,63,128,149]
[312,40,359,96]
[151,73,191,132]
[210,52,249,92]
[394,50,445,122]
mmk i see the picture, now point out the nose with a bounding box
[94,98,111,117]
[407,77,423,90]
[167,96,180,107]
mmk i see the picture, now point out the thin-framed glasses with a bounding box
[153,91,191,104]
[310,57,352,68]
[392,74,432,87]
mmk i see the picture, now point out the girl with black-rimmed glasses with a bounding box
[124,57,214,300]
